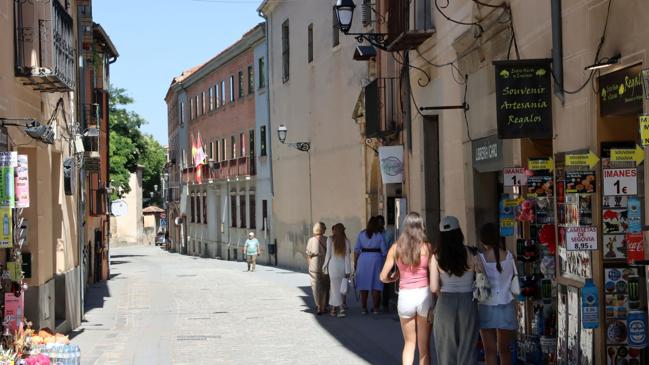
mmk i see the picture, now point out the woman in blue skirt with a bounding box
[354,216,387,314]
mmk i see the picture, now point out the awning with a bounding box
[353,45,377,61]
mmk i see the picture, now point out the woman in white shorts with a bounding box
[381,213,432,365]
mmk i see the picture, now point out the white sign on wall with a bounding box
[378,146,404,184]
[603,168,637,196]
[503,167,527,187]
[565,226,598,251]
[111,200,128,217]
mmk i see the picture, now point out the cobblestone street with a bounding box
[72,245,405,364]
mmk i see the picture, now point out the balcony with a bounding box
[385,0,435,51]
[364,77,401,138]
[14,0,76,92]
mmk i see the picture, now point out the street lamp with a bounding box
[334,0,388,50]
[276,124,310,152]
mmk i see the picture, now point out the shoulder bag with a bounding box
[473,251,492,302]
[510,253,521,296]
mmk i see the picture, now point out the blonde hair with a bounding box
[313,222,326,236]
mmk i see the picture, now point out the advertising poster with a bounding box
[565,171,596,193]
[603,234,627,260]
[626,196,641,233]
[0,152,17,208]
[4,292,24,331]
[527,170,553,197]
[626,233,644,265]
[15,155,29,208]
[602,208,628,234]
[0,207,12,248]
[499,196,516,237]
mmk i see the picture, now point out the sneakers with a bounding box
[338,309,347,318]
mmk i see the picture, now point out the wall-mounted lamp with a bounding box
[334,0,388,51]
[277,125,310,152]
[0,118,55,145]
[585,53,621,71]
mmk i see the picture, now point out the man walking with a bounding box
[244,232,261,272]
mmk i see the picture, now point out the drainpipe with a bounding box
[551,0,564,103]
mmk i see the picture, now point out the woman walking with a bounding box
[354,216,387,314]
[430,216,481,364]
[306,222,329,315]
[477,223,517,365]
[380,213,432,365]
[323,223,352,317]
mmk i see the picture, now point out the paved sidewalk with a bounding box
[72,245,410,364]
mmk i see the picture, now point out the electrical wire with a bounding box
[434,0,484,35]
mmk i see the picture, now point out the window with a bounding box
[197,194,202,223]
[230,194,237,227]
[307,23,314,63]
[239,194,247,228]
[249,194,256,229]
[196,96,201,116]
[202,92,206,114]
[215,85,220,109]
[247,65,254,94]
[179,101,185,125]
[221,80,226,105]
[332,7,339,47]
[231,135,236,159]
[249,129,255,159]
[221,138,226,161]
[215,140,220,162]
[239,132,245,158]
[229,75,235,102]
[209,88,214,111]
[202,194,207,224]
[210,142,215,160]
[258,57,266,89]
[260,126,267,156]
[282,20,290,83]
[190,98,195,120]
[238,70,244,99]
[262,200,268,231]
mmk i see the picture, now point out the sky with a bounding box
[93,0,264,145]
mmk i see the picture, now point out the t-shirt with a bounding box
[245,239,260,255]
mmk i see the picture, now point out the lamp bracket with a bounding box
[419,103,470,112]
[345,32,389,51]
[286,142,311,152]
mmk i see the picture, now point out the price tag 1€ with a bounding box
[603,168,638,196]
[503,167,527,187]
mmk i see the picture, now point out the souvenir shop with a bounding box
[488,60,649,364]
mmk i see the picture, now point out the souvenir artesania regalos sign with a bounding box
[493,59,553,139]
[378,146,404,184]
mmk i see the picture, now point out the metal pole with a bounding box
[308,150,313,228]
[551,0,564,103]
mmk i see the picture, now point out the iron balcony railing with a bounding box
[385,0,435,51]
[14,0,76,92]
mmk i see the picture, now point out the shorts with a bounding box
[479,301,517,330]
[397,286,432,318]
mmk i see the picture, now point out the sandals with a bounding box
[329,308,337,317]
[338,309,347,318]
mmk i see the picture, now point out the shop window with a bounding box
[202,194,207,224]
[230,194,237,227]
[249,194,256,229]
[239,194,247,228]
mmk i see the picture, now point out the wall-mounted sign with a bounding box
[603,168,637,196]
[0,208,12,248]
[110,200,128,217]
[640,116,649,146]
[494,59,553,139]
[566,151,600,169]
[472,135,503,172]
[15,155,29,209]
[0,152,17,208]
[610,145,644,165]
[599,64,643,117]
[378,145,404,184]
[503,167,527,186]
[566,226,598,251]
[4,292,24,331]
[528,157,554,171]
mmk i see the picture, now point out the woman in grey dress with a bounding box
[430,216,482,364]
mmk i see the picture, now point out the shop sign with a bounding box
[378,145,404,184]
[610,145,644,165]
[626,233,644,265]
[565,171,596,193]
[6,262,21,282]
[565,151,599,169]
[0,208,12,248]
[472,135,502,172]
[565,226,598,251]
[640,116,649,146]
[0,152,17,208]
[528,158,553,171]
[503,167,527,186]
[4,292,23,331]
[494,59,553,139]
[603,168,637,196]
[15,155,29,208]
[599,64,643,117]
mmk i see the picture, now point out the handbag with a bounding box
[340,278,349,295]
[510,257,521,296]
[473,252,492,302]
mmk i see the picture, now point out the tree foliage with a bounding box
[109,86,165,205]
